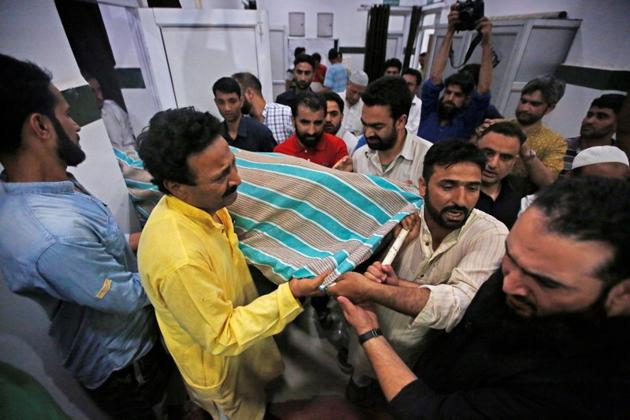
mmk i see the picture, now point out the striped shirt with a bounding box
[262,102,294,144]
[350,208,508,376]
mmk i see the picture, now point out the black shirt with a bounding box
[220,115,276,152]
[475,176,524,229]
[388,271,630,420]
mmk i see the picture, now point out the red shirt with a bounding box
[273,132,348,168]
[314,64,327,83]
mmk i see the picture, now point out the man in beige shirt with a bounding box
[352,76,432,188]
[330,140,508,403]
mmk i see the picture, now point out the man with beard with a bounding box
[322,91,359,155]
[418,6,493,143]
[511,75,567,190]
[0,54,170,418]
[137,108,326,419]
[274,92,349,168]
[276,53,316,111]
[232,71,294,144]
[474,121,527,229]
[212,77,276,152]
[337,176,630,419]
[352,76,432,188]
[329,140,508,405]
[339,70,369,136]
[562,94,625,175]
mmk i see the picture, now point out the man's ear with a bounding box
[396,114,408,131]
[605,278,630,317]
[164,180,185,201]
[28,113,52,140]
[418,176,427,198]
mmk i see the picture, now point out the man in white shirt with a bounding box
[339,71,369,137]
[352,76,432,188]
[402,68,423,134]
[322,91,359,155]
[330,140,508,405]
[85,74,136,149]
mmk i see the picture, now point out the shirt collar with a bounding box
[164,194,230,231]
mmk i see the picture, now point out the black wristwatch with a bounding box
[358,328,383,345]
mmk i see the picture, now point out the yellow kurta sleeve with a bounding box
[536,132,567,174]
[158,263,302,356]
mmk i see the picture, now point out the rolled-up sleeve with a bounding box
[412,229,507,332]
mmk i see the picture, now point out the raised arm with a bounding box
[477,18,493,94]
[431,6,459,85]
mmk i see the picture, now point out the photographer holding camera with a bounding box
[418,3,493,143]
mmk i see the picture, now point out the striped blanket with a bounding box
[228,149,423,286]
[112,147,423,286]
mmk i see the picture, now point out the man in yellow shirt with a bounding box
[511,75,567,192]
[136,108,325,419]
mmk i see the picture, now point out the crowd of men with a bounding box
[1,4,629,419]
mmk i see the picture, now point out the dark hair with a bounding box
[0,54,55,156]
[402,68,422,86]
[444,72,475,96]
[383,58,402,72]
[320,91,344,114]
[480,120,527,145]
[293,91,326,117]
[532,176,630,285]
[361,76,412,122]
[328,48,341,62]
[522,75,566,107]
[294,53,315,70]
[294,47,305,58]
[212,77,241,97]
[422,139,486,181]
[138,108,223,194]
[312,52,321,63]
[590,94,625,115]
[459,63,480,85]
[231,72,262,94]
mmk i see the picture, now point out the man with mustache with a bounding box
[273,92,349,168]
[322,91,359,155]
[337,176,630,418]
[562,94,625,175]
[0,54,169,418]
[276,53,316,112]
[136,107,326,419]
[329,140,508,405]
[510,75,567,191]
[352,76,433,188]
[474,121,527,229]
[212,77,276,152]
[417,6,493,143]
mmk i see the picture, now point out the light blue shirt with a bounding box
[324,63,349,93]
[0,178,156,389]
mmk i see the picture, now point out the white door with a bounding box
[138,8,273,116]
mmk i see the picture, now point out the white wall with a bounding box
[99,3,161,136]
[258,0,377,73]
[0,0,131,417]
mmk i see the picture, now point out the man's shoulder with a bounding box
[537,124,565,143]
[267,102,292,114]
[466,209,510,236]
[242,115,273,134]
[323,132,347,146]
[405,132,433,155]
[274,135,298,153]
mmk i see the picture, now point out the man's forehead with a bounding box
[521,90,544,102]
[432,161,482,180]
[215,90,239,100]
[297,105,324,119]
[588,106,616,117]
[362,104,392,121]
[295,63,313,72]
[479,132,521,150]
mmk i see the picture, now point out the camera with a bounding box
[454,0,484,31]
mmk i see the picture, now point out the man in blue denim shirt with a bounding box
[0,54,170,418]
[418,6,493,143]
